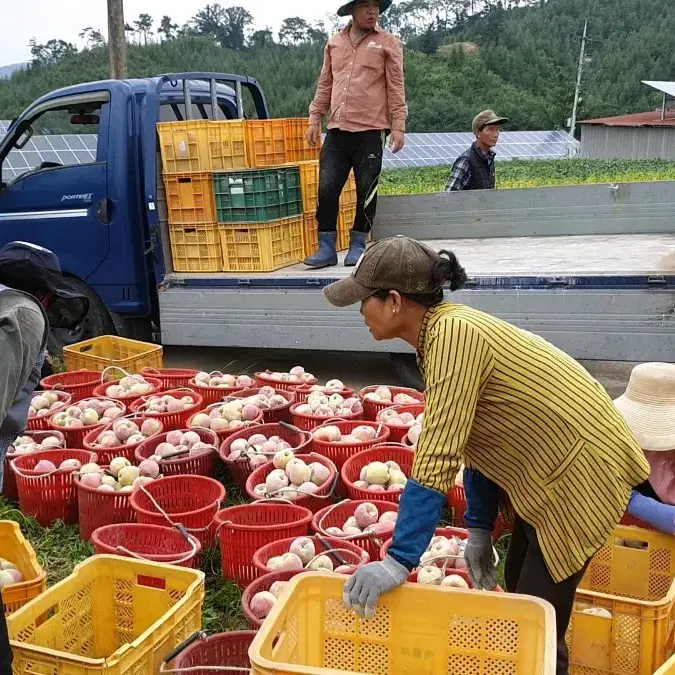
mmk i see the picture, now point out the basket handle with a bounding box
[116,524,200,566]
[370,442,415,450]
[100,366,132,384]
[315,535,348,566]
[279,420,312,443]
[304,547,364,570]
[138,484,220,534]
[162,631,206,665]
[11,459,80,480]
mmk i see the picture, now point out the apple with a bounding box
[354,502,379,529]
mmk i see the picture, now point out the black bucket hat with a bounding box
[0,241,89,329]
[337,0,393,18]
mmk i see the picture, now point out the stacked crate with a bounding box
[158,117,356,273]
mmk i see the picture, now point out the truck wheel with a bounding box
[48,277,116,357]
[391,353,425,392]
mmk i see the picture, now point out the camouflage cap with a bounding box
[472,110,509,134]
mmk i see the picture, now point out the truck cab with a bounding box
[0,73,269,347]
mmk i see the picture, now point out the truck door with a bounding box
[0,91,110,278]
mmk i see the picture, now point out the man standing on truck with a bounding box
[445,110,508,192]
[304,0,407,269]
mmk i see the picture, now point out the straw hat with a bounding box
[614,362,675,451]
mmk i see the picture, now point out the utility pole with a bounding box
[569,18,588,138]
[107,0,127,79]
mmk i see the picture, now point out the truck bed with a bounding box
[159,233,675,362]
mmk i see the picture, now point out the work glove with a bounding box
[344,555,409,620]
[464,528,498,590]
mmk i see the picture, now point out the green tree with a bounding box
[158,16,179,42]
[279,17,310,45]
[28,38,78,67]
[249,28,274,48]
[192,4,253,49]
[134,14,154,46]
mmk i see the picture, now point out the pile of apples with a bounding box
[104,374,156,398]
[28,391,68,419]
[138,394,197,415]
[263,366,316,384]
[147,430,215,461]
[363,387,420,406]
[77,457,160,492]
[190,399,261,433]
[268,537,354,574]
[323,502,397,539]
[224,433,295,469]
[193,371,255,389]
[293,392,363,419]
[304,379,346,392]
[8,433,62,456]
[353,461,408,493]
[237,386,290,411]
[90,417,162,449]
[30,456,91,475]
[378,409,424,430]
[252,450,331,500]
[416,534,469,588]
[313,425,378,444]
[249,579,291,620]
[0,558,23,589]
[50,399,123,429]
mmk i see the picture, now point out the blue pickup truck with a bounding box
[1,71,674,384]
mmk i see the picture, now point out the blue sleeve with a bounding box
[626,490,675,534]
[387,479,446,570]
[463,469,499,532]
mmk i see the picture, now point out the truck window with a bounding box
[159,102,236,122]
[1,99,108,184]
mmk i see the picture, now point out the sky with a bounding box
[1,0,338,65]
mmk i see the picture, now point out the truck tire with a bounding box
[48,277,116,357]
[391,353,425,392]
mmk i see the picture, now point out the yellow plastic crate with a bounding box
[337,203,357,251]
[158,120,212,174]
[284,118,321,162]
[568,525,675,675]
[164,173,216,225]
[169,222,223,272]
[301,213,318,259]
[249,573,557,674]
[220,216,303,273]
[8,555,204,675]
[64,336,163,373]
[297,160,319,214]
[245,119,290,167]
[0,521,47,616]
[209,120,248,171]
[655,652,675,673]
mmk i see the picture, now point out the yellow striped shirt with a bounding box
[413,302,650,583]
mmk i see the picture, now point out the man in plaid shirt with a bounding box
[445,110,507,192]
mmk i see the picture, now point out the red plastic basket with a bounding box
[245,453,337,514]
[620,512,655,531]
[129,389,204,431]
[142,367,198,390]
[292,384,355,405]
[173,631,257,673]
[11,448,97,526]
[228,388,296,424]
[76,477,137,541]
[341,443,415,504]
[255,370,317,392]
[312,499,400,562]
[2,430,66,502]
[253,535,369,576]
[447,484,510,540]
[241,570,304,628]
[93,376,163,402]
[187,402,264,444]
[214,502,313,587]
[135,428,219,478]
[377,404,425,443]
[219,422,313,491]
[188,376,246,406]
[40,370,101,402]
[46,398,127,449]
[82,414,164,465]
[130,475,226,550]
[26,390,73,431]
[311,420,391,471]
[290,404,363,432]
[359,385,424,421]
[91,523,202,568]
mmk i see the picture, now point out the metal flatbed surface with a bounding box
[165,234,675,286]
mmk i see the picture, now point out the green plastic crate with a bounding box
[214,167,302,223]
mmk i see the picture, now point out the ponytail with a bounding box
[432,249,468,292]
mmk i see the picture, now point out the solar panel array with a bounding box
[0,121,97,182]
[382,131,580,169]
[0,121,580,181]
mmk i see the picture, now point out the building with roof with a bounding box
[579,81,675,159]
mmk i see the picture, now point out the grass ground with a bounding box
[380,158,675,195]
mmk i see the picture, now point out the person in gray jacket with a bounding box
[0,241,89,675]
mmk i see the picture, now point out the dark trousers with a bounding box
[505,517,589,675]
[0,594,11,675]
[317,129,386,234]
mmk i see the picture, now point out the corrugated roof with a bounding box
[579,111,675,127]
